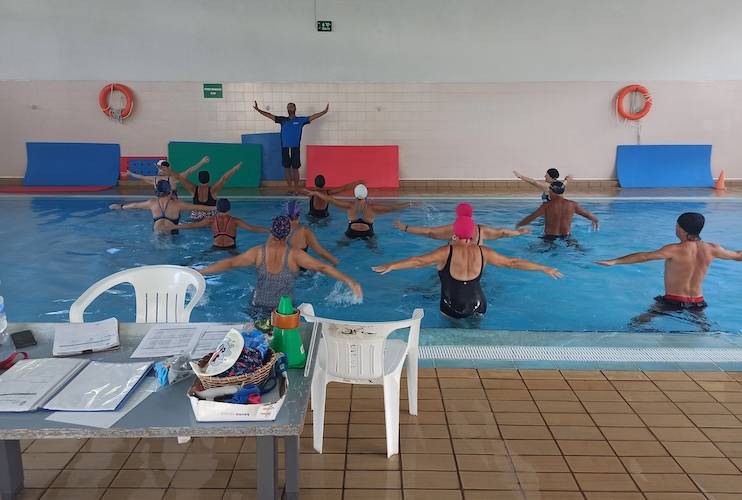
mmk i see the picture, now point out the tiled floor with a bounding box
[15,368,742,499]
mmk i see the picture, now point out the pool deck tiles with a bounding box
[17,367,742,499]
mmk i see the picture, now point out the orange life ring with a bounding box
[99,83,134,120]
[616,84,652,120]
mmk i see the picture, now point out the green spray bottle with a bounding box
[270,295,306,369]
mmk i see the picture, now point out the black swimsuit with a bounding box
[438,245,486,319]
[152,199,180,233]
[193,185,217,207]
[308,195,330,218]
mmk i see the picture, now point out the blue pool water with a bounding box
[2,195,742,333]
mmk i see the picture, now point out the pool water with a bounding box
[2,196,742,333]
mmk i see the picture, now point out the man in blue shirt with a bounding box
[254,101,329,193]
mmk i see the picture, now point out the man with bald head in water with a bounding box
[597,212,742,330]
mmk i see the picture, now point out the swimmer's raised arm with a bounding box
[110,200,151,210]
[513,170,549,191]
[596,245,675,266]
[235,218,270,234]
[710,244,742,261]
[127,172,158,184]
[178,218,212,230]
[481,226,531,240]
[199,247,259,274]
[305,229,339,265]
[181,156,210,178]
[327,179,364,195]
[574,202,599,230]
[516,203,547,228]
[483,247,563,279]
[253,101,276,121]
[294,250,361,299]
[372,247,448,274]
[173,198,210,211]
[309,104,329,122]
[394,220,452,240]
[212,162,242,194]
[373,201,412,214]
[306,190,353,209]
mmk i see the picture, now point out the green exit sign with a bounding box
[203,83,223,98]
[317,20,332,32]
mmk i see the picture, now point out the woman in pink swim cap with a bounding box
[374,216,563,320]
[394,202,530,244]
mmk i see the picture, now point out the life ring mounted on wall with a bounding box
[99,83,134,121]
[616,84,652,120]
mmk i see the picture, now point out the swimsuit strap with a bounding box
[476,224,481,245]
[443,244,454,273]
[479,246,485,275]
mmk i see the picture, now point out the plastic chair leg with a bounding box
[406,351,419,416]
[311,370,327,454]
[382,374,401,457]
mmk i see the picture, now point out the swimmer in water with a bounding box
[284,200,339,265]
[109,180,207,234]
[597,212,742,331]
[305,184,410,240]
[304,175,364,219]
[514,168,573,201]
[126,157,208,196]
[178,198,269,249]
[373,216,563,319]
[516,181,599,241]
[199,215,362,317]
[171,160,242,221]
[394,202,531,243]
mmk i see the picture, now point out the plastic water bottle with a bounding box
[0,296,12,364]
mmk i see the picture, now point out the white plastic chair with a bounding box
[299,303,424,457]
[69,265,206,323]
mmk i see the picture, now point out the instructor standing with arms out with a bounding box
[254,101,329,194]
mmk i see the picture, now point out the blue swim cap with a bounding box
[217,198,231,213]
[156,180,172,196]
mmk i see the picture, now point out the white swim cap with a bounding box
[156,159,170,168]
[354,184,368,199]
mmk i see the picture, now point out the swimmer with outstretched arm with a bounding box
[178,198,269,249]
[514,168,573,201]
[395,202,530,244]
[199,216,362,316]
[305,175,364,219]
[516,181,598,241]
[597,212,742,330]
[305,184,410,239]
[109,180,207,234]
[171,160,243,218]
[126,157,209,194]
[373,216,563,319]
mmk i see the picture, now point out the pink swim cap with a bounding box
[453,216,476,240]
[455,202,473,217]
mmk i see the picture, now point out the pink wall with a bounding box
[0,81,739,181]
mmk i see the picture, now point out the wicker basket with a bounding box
[194,350,280,389]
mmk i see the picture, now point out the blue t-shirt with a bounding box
[275,116,310,148]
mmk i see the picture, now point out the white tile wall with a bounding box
[1,80,741,180]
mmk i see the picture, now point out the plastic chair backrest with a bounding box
[69,265,206,323]
[299,304,423,381]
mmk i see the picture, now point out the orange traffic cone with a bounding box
[715,170,727,191]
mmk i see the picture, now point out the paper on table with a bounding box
[130,323,245,359]
[45,377,158,428]
[190,324,245,360]
[129,324,202,358]
[42,361,152,412]
[0,358,89,412]
[53,318,119,356]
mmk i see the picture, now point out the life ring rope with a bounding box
[616,84,652,121]
[99,83,134,121]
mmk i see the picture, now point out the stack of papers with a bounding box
[53,318,119,356]
[130,324,243,359]
[0,358,88,412]
[43,361,152,412]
